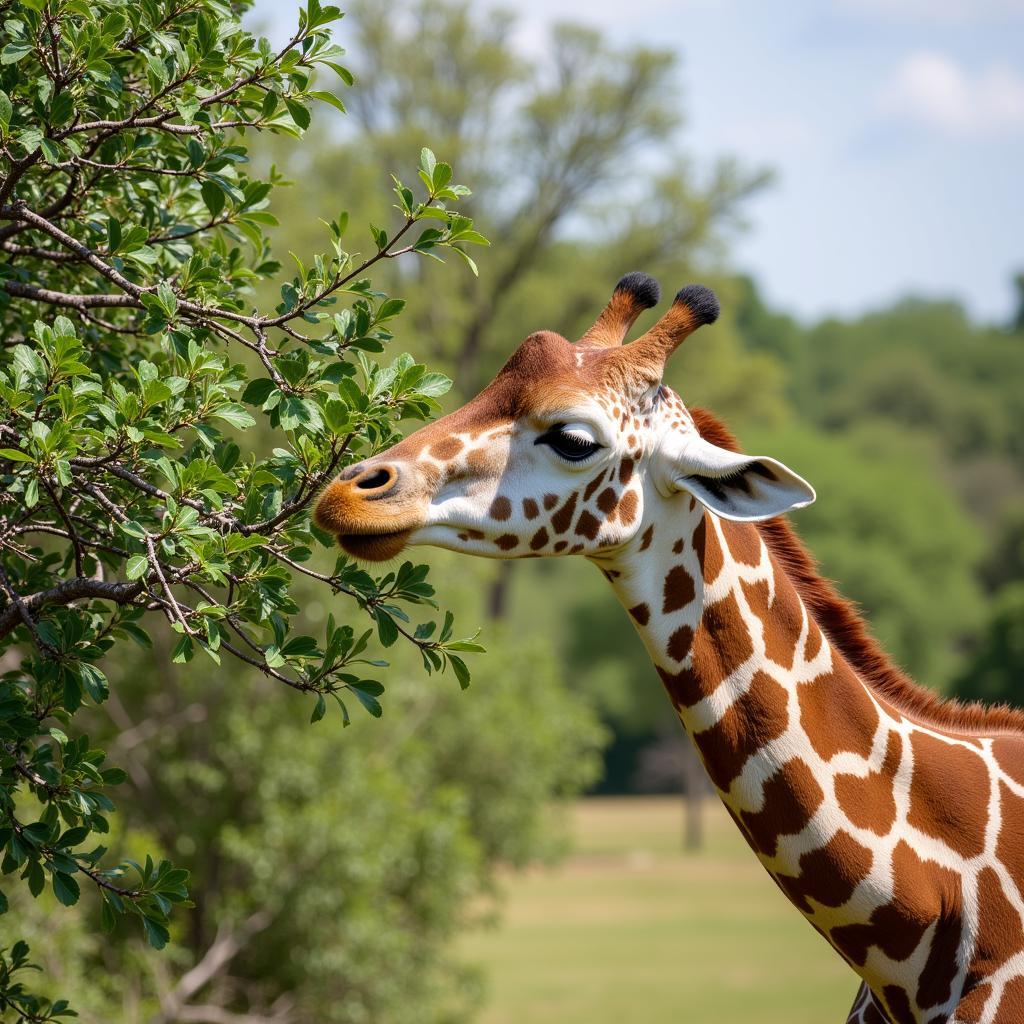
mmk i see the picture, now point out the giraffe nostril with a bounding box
[356,468,392,491]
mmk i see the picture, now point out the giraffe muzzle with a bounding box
[314,459,429,562]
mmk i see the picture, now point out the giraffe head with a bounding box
[314,274,816,562]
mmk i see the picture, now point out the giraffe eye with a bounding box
[536,424,603,463]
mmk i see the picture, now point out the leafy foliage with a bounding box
[0,0,488,1011]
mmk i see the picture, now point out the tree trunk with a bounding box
[680,740,705,852]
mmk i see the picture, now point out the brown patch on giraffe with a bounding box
[656,665,701,710]
[723,802,759,853]
[956,985,991,1024]
[693,515,724,584]
[429,436,464,460]
[994,978,1024,1023]
[569,543,584,553]
[543,493,558,511]
[489,495,512,521]
[992,735,1024,788]
[722,521,763,566]
[494,534,519,551]
[522,497,539,520]
[692,670,789,791]
[667,626,694,662]
[582,470,606,502]
[529,527,549,551]
[741,757,824,856]
[575,510,601,540]
[596,487,618,514]
[618,458,634,485]
[775,829,873,914]
[834,731,902,836]
[617,489,638,525]
[804,622,822,662]
[465,446,493,475]
[831,840,962,971]
[690,592,754,690]
[740,577,800,671]
[672,538,685,554]
[964,865,1023,993]
[862,999,889,1024]
[797,664,878,762]
[551,492,578,534]
[996,780,1024,909]
[627,433,637,447]
[662,566,695,615]
[464,528,484,540]
[916,913,962,1010]
[638,524,655,551]
[881,986,915,1024]
[906,731,988,859]
[629,603,650,626]
[553,540,568,552]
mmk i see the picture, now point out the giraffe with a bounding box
[314,273,1024,1023]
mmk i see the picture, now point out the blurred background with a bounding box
[18,1,1024,1021]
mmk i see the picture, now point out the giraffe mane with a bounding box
[689,407,1024,739]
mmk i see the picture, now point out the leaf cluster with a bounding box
[0,0,487,1010]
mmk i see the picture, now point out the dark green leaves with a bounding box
[0,2,486,1015]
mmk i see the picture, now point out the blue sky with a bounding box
[250,0,1024,324]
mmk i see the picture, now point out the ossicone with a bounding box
[578,271,661,349]
[617,281,720,378]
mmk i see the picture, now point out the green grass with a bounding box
[462,797,857,1024]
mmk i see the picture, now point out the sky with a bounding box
[250,0,1024,325]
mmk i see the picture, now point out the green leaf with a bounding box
[431,162,453,191]
[142,915,170,950]
[107,217,122,253]
[241,378,276,406]
[0,448,34,462]
[348,683,383,717]
[1,42,33,65]
[309,90,346,115]
[448,654,471,690]
[212,404,256,429]
[376,298,406,322]
[310,694,326,723]
[79,663,109,703]
[53,871,80,907]
[200,180,225,217]
[126,555,149,580]
[376,610,398,648]
[285,97,311,130]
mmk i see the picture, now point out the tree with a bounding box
[951,584,1024,708]
[0,1,491,1016]
[267,0,772,393]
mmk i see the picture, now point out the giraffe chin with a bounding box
[336,529,414,562]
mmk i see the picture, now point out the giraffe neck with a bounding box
[597,502,887,872]
[593,501,1024,1023]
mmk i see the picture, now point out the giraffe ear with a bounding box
[669,436,816,522]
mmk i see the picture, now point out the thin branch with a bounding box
[0,576,143,642]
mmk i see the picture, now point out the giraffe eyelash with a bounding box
[535,424,603,462]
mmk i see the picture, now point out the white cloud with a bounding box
[880,52,1024,139]
[839,0,1024,22]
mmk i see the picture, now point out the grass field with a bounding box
[462,797,857,1024]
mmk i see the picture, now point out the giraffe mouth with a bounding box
[336,529,414,562]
